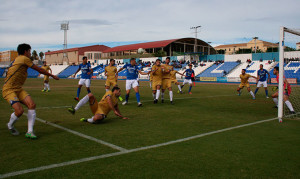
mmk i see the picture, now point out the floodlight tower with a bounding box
[191,26,201,53]
[61,21,69,64]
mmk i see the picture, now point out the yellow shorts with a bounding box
[162,78,171,90]
[171,79,178,84]
[2,89,30,105]
[90,100,105,115]
[152,80,162,91]
[105,79,117,87]
[44,75,49,81]
[239,83,250,88]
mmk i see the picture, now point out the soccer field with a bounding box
[1,78,300,178]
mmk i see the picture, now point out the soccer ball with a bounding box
[137,48,145,54]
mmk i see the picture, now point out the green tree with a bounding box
[235,48,252,54]
[32,50,38,60]
[39,51,44,60]
[153,50,167,57]
[217,49,225,54]
[266,47,278,52]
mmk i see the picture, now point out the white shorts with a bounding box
[78,79,91,87]
[126,79,139,90]
[183,79,192,85]
[257,81,267,88]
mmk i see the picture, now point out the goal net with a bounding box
[278,27,300,122]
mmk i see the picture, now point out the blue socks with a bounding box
[189,86,192,93]
[77,88,81,98]
[254,88,259,95]
[265,89,268,96]
[136,92,140,103]
[87,89,91,93]
[125,94,129,102]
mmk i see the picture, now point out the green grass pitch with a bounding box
[0,78,300,178]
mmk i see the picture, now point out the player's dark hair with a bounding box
[274,66,279,72]
[166,57,170,60]
[156,59,161,62]
[130,58,135,61]
[17,43,31,55]
[112,86,120,92]
[242,69,246,71]
[110,59,115,62]
[82,56,87,60]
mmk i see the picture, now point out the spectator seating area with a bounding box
[269,62,300,81]
[57,65,79,78]
[27,67,40,78]
[197,62,240,77]
[0,68,5,77]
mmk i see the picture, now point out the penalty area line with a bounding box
[23,113,128,152]
[0,116,277,178]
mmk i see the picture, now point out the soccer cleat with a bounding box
[177,90,179,94]
[119,96,123,102]
[68,106,75,115]
[138,102,142,107]
[180,91,183,94]
[74,97,79,101]
[154,99,158,104]
[122,101,128,105]
[273,106,278,109]
[25,132,37,139]
[80,118,87,122]
[290,111,296,114]
[266,96,269,98]
[41,89,46,92]
[47,90,50,92]
[161,99,164,103]
[170,101,174,105]
[189,92,192,94]
[7,124,19,136]
[252,97,256,100]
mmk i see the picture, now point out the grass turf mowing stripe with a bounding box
[0,116,277,178]
[23,113,128,152]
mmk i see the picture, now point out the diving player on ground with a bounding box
[68,87,128,123]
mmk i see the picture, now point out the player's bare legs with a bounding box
[154,85,161,104]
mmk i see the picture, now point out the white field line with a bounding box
[35,94,234,109]
[23,113,128,152]
[0,116,277,179]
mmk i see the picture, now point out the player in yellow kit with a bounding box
[68,87,128,123]
[105,59,118,92]
[41,61,52,92]
[170,68,185,94]
[161,57,174,104]
[2,43,59,139]
[237,69,257,99]
[151,59,163,104]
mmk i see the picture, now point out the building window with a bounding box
[87,53,93,59]
[94,53,101,59]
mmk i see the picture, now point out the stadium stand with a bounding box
[269,62,300,81]
[193,62,215,76]
[58,65,79,78]
[27,67,40,78]
[227,61,277,78]
[50,65,69,75]
[0,68,6,77]
[197,62,240,77]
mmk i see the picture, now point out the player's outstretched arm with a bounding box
[31,65,59,80]
[106,96,127,119]
[115,104,128,119]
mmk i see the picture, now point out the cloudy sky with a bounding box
[0,0,299,52]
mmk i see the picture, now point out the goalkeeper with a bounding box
[271,67,295,114]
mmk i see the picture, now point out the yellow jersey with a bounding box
[98,91,119,115]
[3,55,33,92]
[151,65,163,82]
[240,74,251,84]
[105,66,117,80]
[41,65,51,74]
[162,64,173,79]
[170,70,177,80]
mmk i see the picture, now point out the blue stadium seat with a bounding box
[27,67,40,78]
[0,68,5,77]
[197,62,239,77]
[58,65,79,78]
